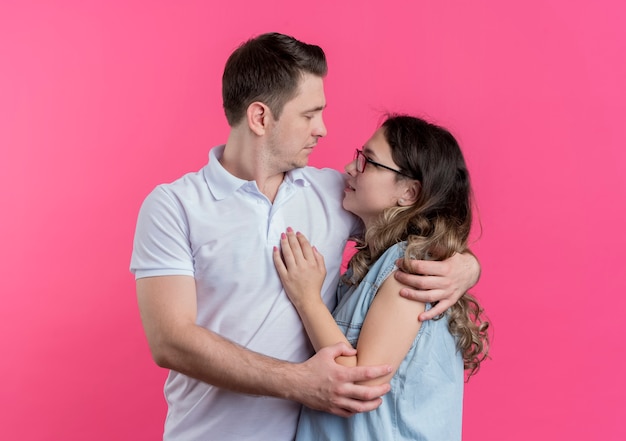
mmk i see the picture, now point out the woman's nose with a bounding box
[344,159,357,176]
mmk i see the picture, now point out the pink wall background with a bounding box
[2,0,625,439]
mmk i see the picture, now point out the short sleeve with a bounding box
[130,186,195,279]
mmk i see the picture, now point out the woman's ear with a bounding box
[398,180,421,206]
[246,102,271,136]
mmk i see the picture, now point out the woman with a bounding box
[273,114,490,440]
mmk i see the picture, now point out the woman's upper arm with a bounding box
[355,271,426,385]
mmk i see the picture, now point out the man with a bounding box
[130,32,479,440]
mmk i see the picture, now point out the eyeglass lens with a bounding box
[354,149,365,173]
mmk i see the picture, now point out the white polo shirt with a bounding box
[130,145,361,441]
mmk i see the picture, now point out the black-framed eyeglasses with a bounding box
[354,149,415,179]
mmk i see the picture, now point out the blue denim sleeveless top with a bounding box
[295,243,464,441]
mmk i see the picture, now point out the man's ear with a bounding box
[246,102,271,136]
[398,180,421,206]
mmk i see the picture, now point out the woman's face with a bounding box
[342,127,413,228]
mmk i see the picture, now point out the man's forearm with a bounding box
[462,249,481,290]
[151,323,301,399]
[149,324,392,416]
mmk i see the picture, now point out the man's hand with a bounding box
[294,343,392,417]
[394,251,480,321]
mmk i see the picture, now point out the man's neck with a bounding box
[221,136,285,203]
[255,172,285,203]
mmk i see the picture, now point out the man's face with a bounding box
[265,73,327,172]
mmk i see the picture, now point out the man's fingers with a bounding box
[302,344,391,418]
[395,258,449,277]
[319,343,392,384]
[395,270,452,292]
[394,272,423,290]
[398,285,445,303]
[331,395,384,416]
[418,299,452,322]
[328,380,389,416]
[347,365,393,385]
[328,407,355,418]
[322,342,357,358]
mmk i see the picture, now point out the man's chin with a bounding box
[290,159,309,170]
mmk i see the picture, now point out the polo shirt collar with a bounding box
[284,167,311,188]
[204,145,311,200]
